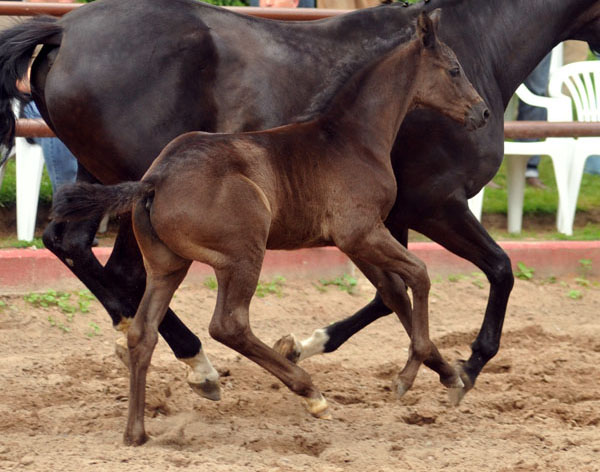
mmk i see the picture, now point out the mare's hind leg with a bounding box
[210,259,330,419]
[337,223,460,396]
[43,215,219,401]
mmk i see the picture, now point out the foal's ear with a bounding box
[416,10,440,49]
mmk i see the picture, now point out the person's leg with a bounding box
[39,137,78,192]
[517,53,552,188]
[22,101,78,193]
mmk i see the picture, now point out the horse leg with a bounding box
[338,223,461,396]
[43,216,220,400]
[210,259,330,419]
[124,264,190,446]
[412,202,514,404]
[272,230,410,362]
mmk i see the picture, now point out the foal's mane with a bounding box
[292,1,441,123]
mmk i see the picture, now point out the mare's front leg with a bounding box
[412,200,514,404]
[43,215,220,400]
[272,230,410,362]
[210,258,330,419]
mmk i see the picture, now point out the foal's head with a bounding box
[413,11,489,130]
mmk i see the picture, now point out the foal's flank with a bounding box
[52,11,488,446]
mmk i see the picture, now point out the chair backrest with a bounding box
[548,61,600,122]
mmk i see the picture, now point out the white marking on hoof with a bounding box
[298,328,330,362]
[302,394,332,420]
[395,379,410,398]
[273,334,302,363]
[448,387,466,406]
[114,335,130,369]
[181,349,221,401]
[114,319,132,369]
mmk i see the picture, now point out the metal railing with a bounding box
[2,2,600,140]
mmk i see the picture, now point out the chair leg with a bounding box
[566,152,589,235]
[16,139,45,242]
[550,150,574,236]
[505,155,529,234]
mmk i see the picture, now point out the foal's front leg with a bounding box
[340,224,462,396]
[210,260,331,419]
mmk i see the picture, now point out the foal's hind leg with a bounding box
[339,223,460,396]
[210,260,330,419]
[125,264,190,446]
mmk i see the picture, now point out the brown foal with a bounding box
[52,12,488,446]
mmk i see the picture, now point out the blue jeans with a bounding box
[517,53,552,177]
[23,102,78,193]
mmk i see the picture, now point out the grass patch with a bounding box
[484,157,600,215]
[0,159,53,207]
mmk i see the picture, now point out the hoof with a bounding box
[448,360,474,406]
[440,370,465,390]
[273,334,302,363]
[123,431,150,447]
[188,377,221,401]
[302,394,332,420]
[114,336,130,369]
[394,378,411,398]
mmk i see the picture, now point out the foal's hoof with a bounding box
[448,360,474,407]
[273,334,302,364]
[114,336,130,369]
[393,378,412,398]
[188,377,221,401]
[302,394,332,420]
[123,431,150,447]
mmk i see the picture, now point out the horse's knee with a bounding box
[405,259,430,296]
[209,311,250,349]
[486,251,514,291]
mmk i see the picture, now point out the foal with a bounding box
[53,12,488,445]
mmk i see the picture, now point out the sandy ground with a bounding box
[0,272,599,471]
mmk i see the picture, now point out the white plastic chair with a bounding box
[548,60,600,232]
[503,84,574,235]
[15,136,45,241]
[6,101,45,242]
[468,44,577,235]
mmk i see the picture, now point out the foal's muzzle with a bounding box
[465,101,490,131]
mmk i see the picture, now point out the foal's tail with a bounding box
[51,182,155,222]
[0,16,62,163]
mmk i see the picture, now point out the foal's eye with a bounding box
[449,67,460,78]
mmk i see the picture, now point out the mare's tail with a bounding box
[0,16,63,164]
[52,182,155,222]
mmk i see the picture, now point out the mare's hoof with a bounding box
[448,360,474,406]
[440,369,465,390]
[302,394,332,420]
[188,377,221,401]
[273,334,302,363]
[114,336,130,369]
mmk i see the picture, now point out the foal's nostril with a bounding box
[483,108,490,120]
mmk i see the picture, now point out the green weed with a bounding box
[319,274,357,294]
[255,276,286,298]
[204,277,218,290]
[567,289,582,300]
[86,322,101,338]
[514,262,534,280]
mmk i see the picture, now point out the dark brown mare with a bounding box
[1,0,600,403]
[51,13,487,445]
